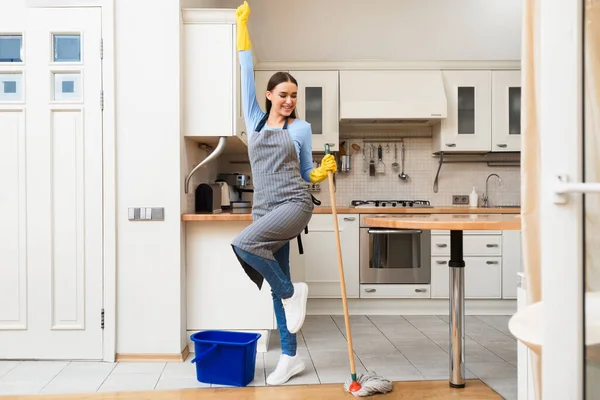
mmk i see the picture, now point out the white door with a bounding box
[540,0,600,398]
[0,7,104,359]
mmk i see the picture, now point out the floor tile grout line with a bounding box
[404,316,450,355]
[94,362,118,392]
[298,329,321,384]
[152,362,168,390]
[472,315,516,341]
[434,315,515,375]
[364,315,426,381]
[0,361,22,381]
[329,315,368,374]
[37,361,71,394]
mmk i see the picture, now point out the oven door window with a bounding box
[370,229,421,269]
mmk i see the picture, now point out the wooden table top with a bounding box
[363,214,522,230]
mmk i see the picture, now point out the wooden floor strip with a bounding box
[6,379,501,400]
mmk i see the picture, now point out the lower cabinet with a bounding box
[289,214,360,298]
[186,221,276,331]
[430,229,522,299]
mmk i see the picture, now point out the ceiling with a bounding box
[181,0,522,63]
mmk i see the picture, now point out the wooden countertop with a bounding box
[181,206,520,222]
[363,214,522,231]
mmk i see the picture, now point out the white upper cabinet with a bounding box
[182,9,246,144]
[434,70,492,152]
[289,70,339,152]
[254,69,339,152]
[491,70,521,152]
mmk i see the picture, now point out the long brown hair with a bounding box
[266,72,298,118]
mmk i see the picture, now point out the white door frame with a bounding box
[540,0,585,398]
[27,0,117,362]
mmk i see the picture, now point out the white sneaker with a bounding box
[266,354,306,385]
[282,282,308,334]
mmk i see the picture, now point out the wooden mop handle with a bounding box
[324,145,356,376]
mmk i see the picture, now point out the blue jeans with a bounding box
[232,243,297,356]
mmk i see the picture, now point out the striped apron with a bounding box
[232,114,314,289]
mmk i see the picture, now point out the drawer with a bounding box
[431,256,502,299]
[359,284,431,299]
[431,234,502,256]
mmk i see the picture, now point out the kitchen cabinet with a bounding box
[492,70,522,152]
[289,214,359,298]
[182,9,247,144]
[434,70,492,152]
[501,229,522,299]
[430,230,502,299]
[186,221,275,331]
[254,69,339,152]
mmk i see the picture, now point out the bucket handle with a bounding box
[190,344,217,364]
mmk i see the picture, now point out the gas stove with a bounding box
[350,199,432,208]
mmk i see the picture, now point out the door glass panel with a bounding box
[457,87,475,134]
[509,87,521,135]
[305,86,322,135]
[369,232,419,269]
[53,34,81,62]
[584,0,600,398]
[0,73,23,101]
[53,72,81,101]
[0,35,23,62]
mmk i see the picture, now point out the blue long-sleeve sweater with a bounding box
[239,50,313,183]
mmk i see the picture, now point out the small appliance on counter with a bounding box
[230,201,252,214]
[215,173,253,209]
[195,183,222,214]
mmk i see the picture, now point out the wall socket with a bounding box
[452,195,470,205]
[128,207,164,221]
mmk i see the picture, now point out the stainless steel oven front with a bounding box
[359,214,431,284]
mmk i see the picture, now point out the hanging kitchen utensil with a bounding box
[350,143,360,156]
[376,145,385,174]
[391,143,400,172]
[398,141,409,181]
[362,146,367,173]
[369,145,375,176]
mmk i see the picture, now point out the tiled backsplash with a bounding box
[313,138,521,208]
[183,136,521,211]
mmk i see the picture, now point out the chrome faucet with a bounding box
[483,173,502,207]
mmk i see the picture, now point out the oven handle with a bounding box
[367,229,423,235]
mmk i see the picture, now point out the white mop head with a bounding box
[343,371,393,397]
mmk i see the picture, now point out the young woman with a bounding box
[230,1,337,386]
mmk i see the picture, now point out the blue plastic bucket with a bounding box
[190,330,261,387]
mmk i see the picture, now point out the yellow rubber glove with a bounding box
[309,154,337,184]
[236,1,252,51]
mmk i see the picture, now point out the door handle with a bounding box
[436,260,448,265]
[445,143,456,147]
[486,244,499,248]
[415,288,427,293]
[496,143,508,148]
[343,217,356,221]
[436,244,448,248]
[364,288,376,293]
[554,174,600,204]
[486,261,499,265]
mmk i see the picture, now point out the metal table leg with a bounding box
[449,230,466,388]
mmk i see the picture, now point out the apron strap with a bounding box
[255,114,289,132]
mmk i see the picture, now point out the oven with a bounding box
[359,214,431,286]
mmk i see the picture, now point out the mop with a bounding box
[324,144,393,397]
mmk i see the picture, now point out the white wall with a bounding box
[182,0,522,62]
[115,0,184,354]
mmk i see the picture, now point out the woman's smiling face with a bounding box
[266,81,298,117]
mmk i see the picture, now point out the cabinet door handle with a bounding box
[436,244,448,248]
[436,260,448,265]
[343,217,356,221]
[415,288,427,293]
[445,143,456,147]
[486,261,499,265]
[496,143,507,148]
[486,244,499,248]
[365,288,376,293]
[241,131,246,136]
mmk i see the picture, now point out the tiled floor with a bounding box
[0,315,517,399]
